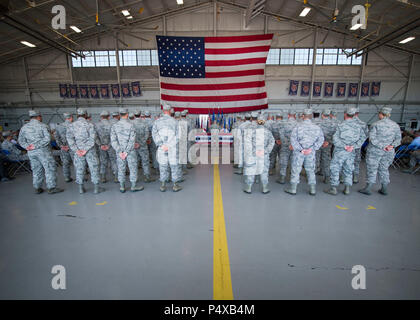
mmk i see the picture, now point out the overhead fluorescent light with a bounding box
[121,10,130,16]
[299,7,311,17]
[399,36,415,44]
[20,41,36,48]
[127,16,133,20]
[176,0,184,4]
[350,23,363,30]
[70,25,82,33]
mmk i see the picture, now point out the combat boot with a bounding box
[119,182,126,193]
[324,186,337,195]
[269,168,275,176]
[48,187,64,194]
[94,184,105,194]
[131,183,144,192]
[100,174,106,183]
[234,167,243,175]
[160,181,167,192]
[34,188,44,194]
[64,177,73,183]
[379,184,388,195]
[262,184,270,194]
[243,184,252,194]
[276,175,286,184]
[284,183,297,195]
[353,173,359,184]
[309,184,316,196]
[233,164,238,169]
[172,182,182,192]
[323,175,330,184]
[358,183,373,195]
[78,184,85,194]
[187,163,194,169]
[343,185,351,195]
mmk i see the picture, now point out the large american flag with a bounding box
[156,34,273,114]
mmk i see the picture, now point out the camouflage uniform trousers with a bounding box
[365,145,394,185]
[353,148,362,175]
[157,149,181,183]
[74,149,100,185]
[279,146,292,177]
[245,156,270,186]
[136,146,151,177]
[149,142,159,169]
[116,151,138,184]
[28,147,57,189]
[319,145,332,177]
[269,144,280,169]
[99,147,117,177]
[290,151,316,185]
[59,149,74,180]
[329,148,355,187]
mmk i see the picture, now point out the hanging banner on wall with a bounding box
[301,81,311,97]
[348,83,358,97]
[59,84,68,98]
[336,83,346,97]
[131,81,141,97]
[89,85,99,99]
[361,82,370,97]
[313,82,322,97]
[111,84,120,98]
[324,82,334,97]
[100,85,110,99]
[69,84,78,98]
[289,80,299,96]
[121,83,131,98]
[371,81,381,96]
[79,85,89,99]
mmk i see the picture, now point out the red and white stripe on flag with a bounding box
[158,34,273,114]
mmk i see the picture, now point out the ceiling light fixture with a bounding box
[350,23,363,30]
[399,36,415,44]
[176,0,184,5]
[299,7,311,17]
[70,26,82,33]
[20,41,36,48]
[121,10,130,16]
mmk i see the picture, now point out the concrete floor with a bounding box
[0,159,419,299]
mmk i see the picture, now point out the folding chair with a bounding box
[392,145,411,169]
[1,149,31,177]
[412,159,420,175]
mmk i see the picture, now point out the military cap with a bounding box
[380,107,392,116]
[119,108,128,115]
[181,110,187,116]
[111,111,119,117]
[100,111,109,117]
[29,110,40,117]
[257,114,265,121]
[251,111,258,119]
[288,109,297,115]
[245,113,252,119]
[174,111,181,117]
[63,112,71,119]
[276,112,283,118]
[162,104,171,111]
[345,107,357,116]
[303,108,313,116]
[134,110,141,116]
[322,109,331,116]
[76,108,86,116]
[144,111,151,116]
[129,113,135,118]
[240,115,246,120]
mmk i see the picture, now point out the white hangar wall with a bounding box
[0,5,419,130]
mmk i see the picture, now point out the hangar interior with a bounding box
[0,0,419,300]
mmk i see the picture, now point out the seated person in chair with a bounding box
[1,131,28,161]
[402,131,420,174]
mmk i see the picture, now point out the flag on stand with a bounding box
[157,34,273,114]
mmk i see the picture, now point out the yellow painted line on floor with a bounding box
[96,201,108,206]
[68,201,77,206]
[336,205,349,210]
[367,205,376,210]
[213,164,234,300]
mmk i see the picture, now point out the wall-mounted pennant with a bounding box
[131,81,141,97]
[111,84,120,98]
[121,83,131,98]
[100,85,110,99]
[289,80,299,96]
[301,81,311,97]
[324,82,334,97]
[79,85,89,99]
[371,81,381,96]
[337,83,346,97]
[59,84,68,98]
[313,82,322,97]
[348,83,358,97]
[69,84,78,98]
[361,82,370,97]
[89,85,99,99]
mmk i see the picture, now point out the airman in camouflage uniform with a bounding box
[243,113,275,194]
[317,109,338,183]
[18,110,63,194]
[67,108,103,194]
[95,111,118,183]
[152,105,182,192]
[144,111,159,171]
[276,110,298,184]
[54,113,74,182]
[285,109,324,196]
[353,109,368,183]
[268,112,283,175]
[111,108,144,193]
[324,107,366,195]
[133,112,154,183]
[234,113,252,175]
[359,107,401,196]
[2,131,28,161]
